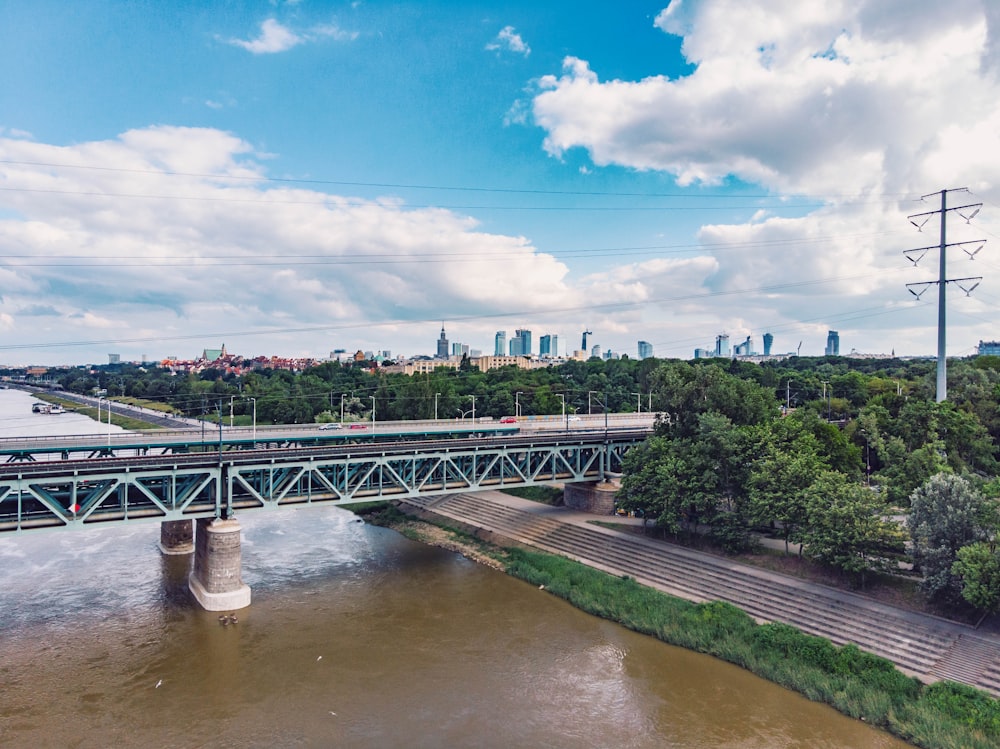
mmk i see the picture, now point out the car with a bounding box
[499,416,517,424]
[348,424,368,430]
[567,415,581,422]
[318,423,342,430]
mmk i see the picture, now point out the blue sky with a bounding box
[2,1,1000,365]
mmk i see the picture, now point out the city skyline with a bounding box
[2,2,1000,366]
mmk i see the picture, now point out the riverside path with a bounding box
[402,490,1000,698]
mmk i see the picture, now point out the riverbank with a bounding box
[360,501,1000,749]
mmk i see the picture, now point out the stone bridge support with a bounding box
[159,519,194,555]
[563,479,619,515]
[188,517,251,611]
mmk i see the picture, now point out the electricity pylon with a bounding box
[904,188,984,402]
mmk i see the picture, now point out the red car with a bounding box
[348,424,368,430]
[500,416,517,424]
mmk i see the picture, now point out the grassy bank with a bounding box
[35,393,162,431]
[372,504,999,749]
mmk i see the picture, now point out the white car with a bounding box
[318,423,343,430]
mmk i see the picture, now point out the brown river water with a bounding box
[0,390,912,747]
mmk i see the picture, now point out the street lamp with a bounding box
[469,394,476,423]
[370,396,376,433]
[515,391,523,418]
[633,392,641,413]
[588,390,600,416]
[434,392,441,421]
[229,395,235,428]
[247,397,257,445]
[340,393,346,424]
[557,393,566,431]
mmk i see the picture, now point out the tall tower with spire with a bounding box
[436,324,449,358]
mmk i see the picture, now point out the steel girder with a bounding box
[0,436,637,534]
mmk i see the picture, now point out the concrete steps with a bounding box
[407,493,1000,697]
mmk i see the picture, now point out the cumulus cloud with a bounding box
[528,0,1000,357]
[0,127,580,362]
[228,18,357,54]
[486,26,531,57]
[229,19,303,54]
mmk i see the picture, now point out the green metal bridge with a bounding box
[0,428,648,534]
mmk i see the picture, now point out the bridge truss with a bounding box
[0,431,644,534]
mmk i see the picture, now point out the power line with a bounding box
[0,267,919,352]
[0,159,917,201]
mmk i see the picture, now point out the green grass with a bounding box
[35,394,164,431]
[503,546,1000,749]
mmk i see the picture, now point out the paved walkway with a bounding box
[403,490,1000,697]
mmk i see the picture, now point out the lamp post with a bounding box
[434,392,441,421]
[248,397,257,445]
[340,393,346,424]
[515,391,523,418]
[633,392,641,413]
[588,390,600,415]
[557,393,566,431]
[370,396,376,434]
[229,395,235,429]
[469,394,476,423]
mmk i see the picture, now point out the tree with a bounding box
[908,474,992,604]
[799,472,902,584]
[952,542,1000,614]
[748,425,826,555]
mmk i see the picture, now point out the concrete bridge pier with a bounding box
[563,480,619,515]
[188,517,252,611]
[159,519,194,555]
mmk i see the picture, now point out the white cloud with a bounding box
[229,19,303,54]
[0,127,581,363]
[227,18,357,54]
[527,0,1000,358]
[313,23,360,43]
[486,26,530,57]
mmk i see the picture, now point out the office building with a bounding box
[514,328,532,357]
[591,344,602,360]
[539,334,552,357]
[715,333,730,358]
[825,330,840,357]
[762,332,773,356]
[637,341,653,360]
[494,331,506,357]
[978,340,1000,356]
[582,330,592,352]
[733,336,753,356]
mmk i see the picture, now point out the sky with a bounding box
[2,0,1000,366]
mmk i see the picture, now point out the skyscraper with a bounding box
[762,332,773,356]
[581,330,592,352]
[494,331,506,356]
[539,334,552,356]
[825,330,840,356]
[515,328,532,357]
[436,324,449,358]
[715,333,730,358]
[637,340,653,360]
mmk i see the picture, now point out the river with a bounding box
[0,388,911,748]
